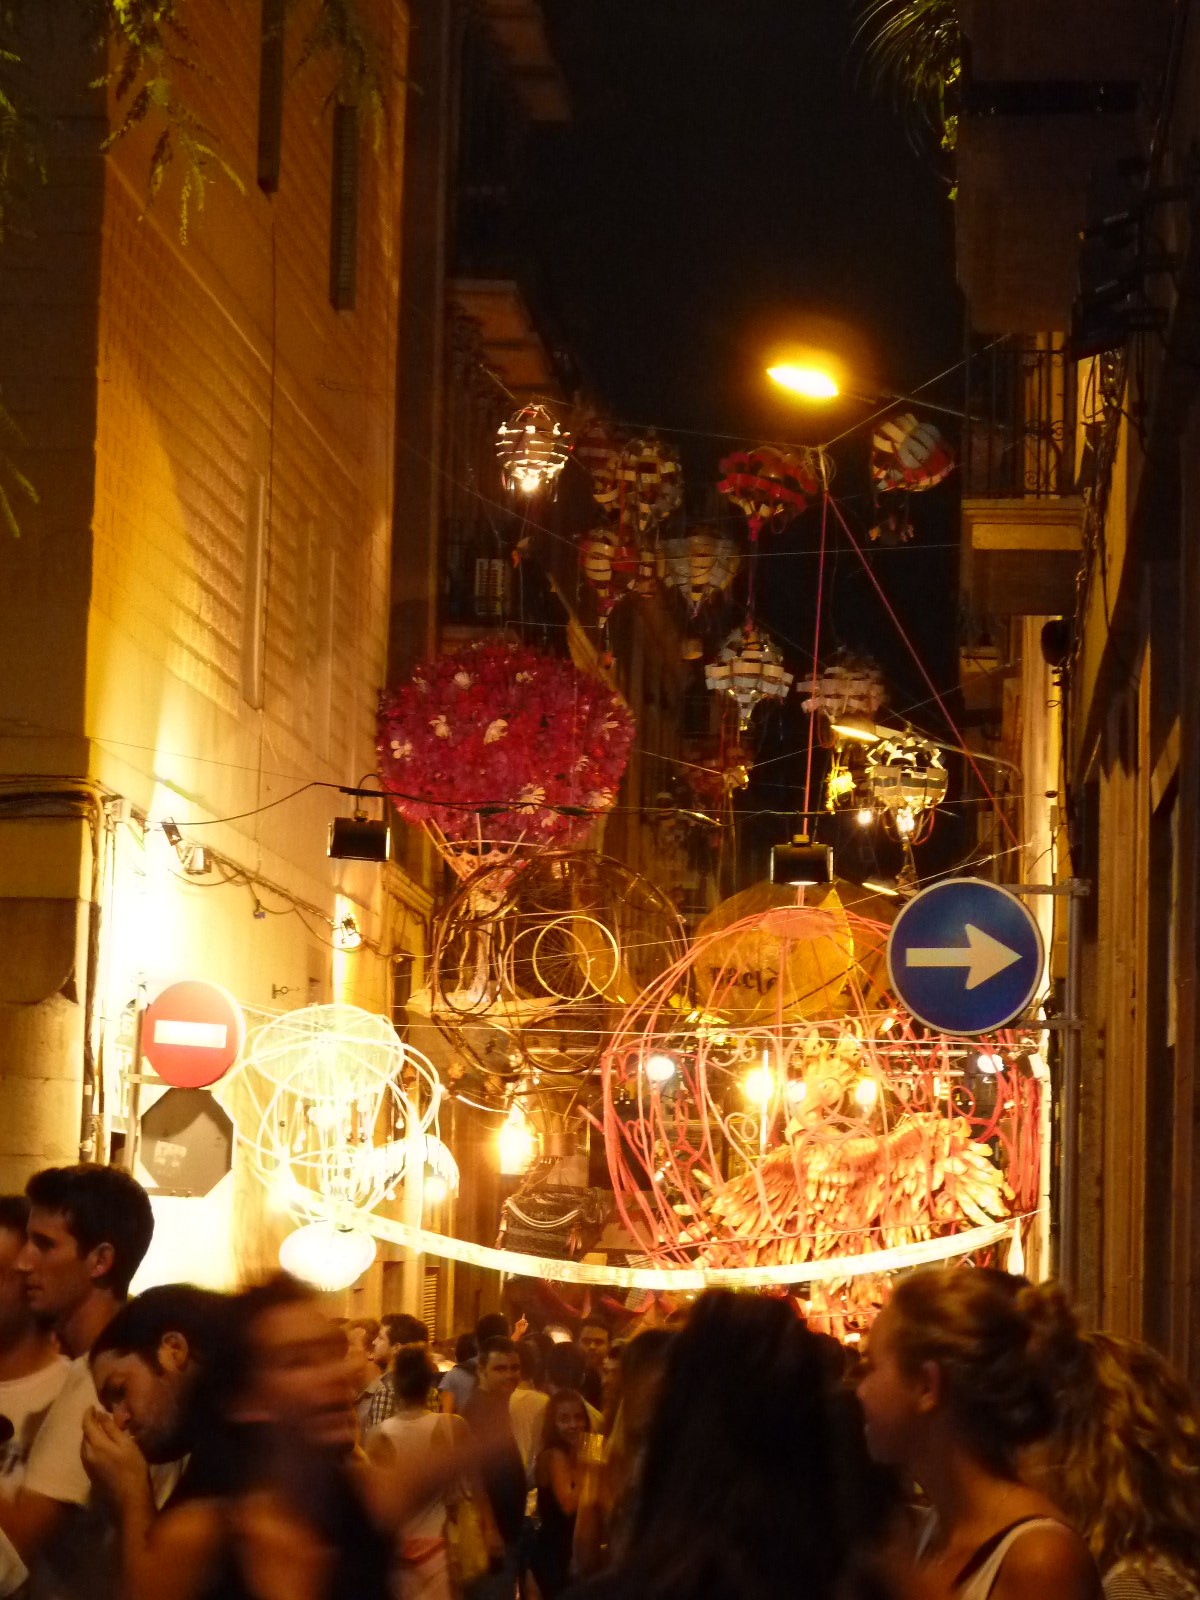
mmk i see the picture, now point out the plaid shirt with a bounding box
[362,1371,440,1432]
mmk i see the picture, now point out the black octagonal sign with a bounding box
[140,1088,234,1198]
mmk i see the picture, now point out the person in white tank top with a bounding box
[373,1348,456,1600]
[856,1267,1100,1600]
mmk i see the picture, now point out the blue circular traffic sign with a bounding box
[886,877,1044,1034]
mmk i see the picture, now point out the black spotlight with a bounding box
[328,813,391,862]
[770,837,834,888]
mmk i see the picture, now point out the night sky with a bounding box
[523,1,971,876]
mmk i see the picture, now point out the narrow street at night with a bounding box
[0,3,1197,1600]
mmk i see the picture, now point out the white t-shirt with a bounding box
[0,1356,183,1600]
[0,1361,69,1502]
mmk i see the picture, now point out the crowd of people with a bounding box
[2,1165,1200,1600]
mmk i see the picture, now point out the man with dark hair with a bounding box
[344,1316,381,1435]
[0,1163,154,1598]
[85,1284,231,1485]
[461,1338,525,1600]
[575,1315,610,1412]
[439,1330,478,1416]
[363,1311,431,1429]
[0,1196,68,1501]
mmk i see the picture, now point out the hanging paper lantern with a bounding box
[718,445,821,539]
[705,623,793,731]
[574,414,625,514]
[496,403,571,495]
[866,734,948,837]
[616,434,683,534]
[800,656,887,720]
[871,413,955,494]
[659,529,741,615]
[578,528,657,619]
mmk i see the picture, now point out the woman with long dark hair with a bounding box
[532,1388,589,1600]
[571,1290,893,1600]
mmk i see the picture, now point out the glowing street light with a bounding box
[766,363,841,401]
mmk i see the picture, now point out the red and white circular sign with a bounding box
[142,981,246,1089]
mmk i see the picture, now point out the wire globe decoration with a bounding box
[427,850,687,1111]
[221,1003,450,1219]
[598,893,1042,1336]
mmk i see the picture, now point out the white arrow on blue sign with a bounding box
[886,877,1045,1034]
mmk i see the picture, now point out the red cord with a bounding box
[803,490,830,820]
[826,494,1019,850]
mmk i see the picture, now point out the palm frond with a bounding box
[851,0,961,148]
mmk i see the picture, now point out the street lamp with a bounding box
[766,360,971,424]
[766,363,840,401]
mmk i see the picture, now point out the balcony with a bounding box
[961,337,1084,620]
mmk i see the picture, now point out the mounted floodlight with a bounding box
[328,813,391,862]
[770,838,834,888]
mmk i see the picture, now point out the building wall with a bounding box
[0,1,429,1299]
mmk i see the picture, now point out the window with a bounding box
[329,102,359,310]
[257,0,285,194]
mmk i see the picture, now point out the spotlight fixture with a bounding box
[332,914,363,951]
[327,812,391,862]
[770,836,834,888]
[182,843,212,876]
[161,819,183,847]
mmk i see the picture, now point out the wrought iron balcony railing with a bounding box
[963,335,1077,499]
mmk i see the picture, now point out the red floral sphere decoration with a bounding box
[377,643,635,851]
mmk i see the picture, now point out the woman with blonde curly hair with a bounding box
[1030,1332,1200,1599]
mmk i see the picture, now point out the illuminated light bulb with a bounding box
[976,1053,1004,1075]
[767,363,840,400]
[279,1221,376,1291]
[742,1065,776,1107]
[424,1173,449,1206]
[895,805,917,837]
[498,1106,537,1175]
[932,1075,946,1098]
[878,1012,897,1035]
[853,1076,879,1110]
[644,1052,678,1085]
[856,807,875,827]
[785,1078,808,1104]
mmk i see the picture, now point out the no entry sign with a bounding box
[142,981,245,1088]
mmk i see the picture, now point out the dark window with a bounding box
[257,0,285,194]
[330,102,359,310]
